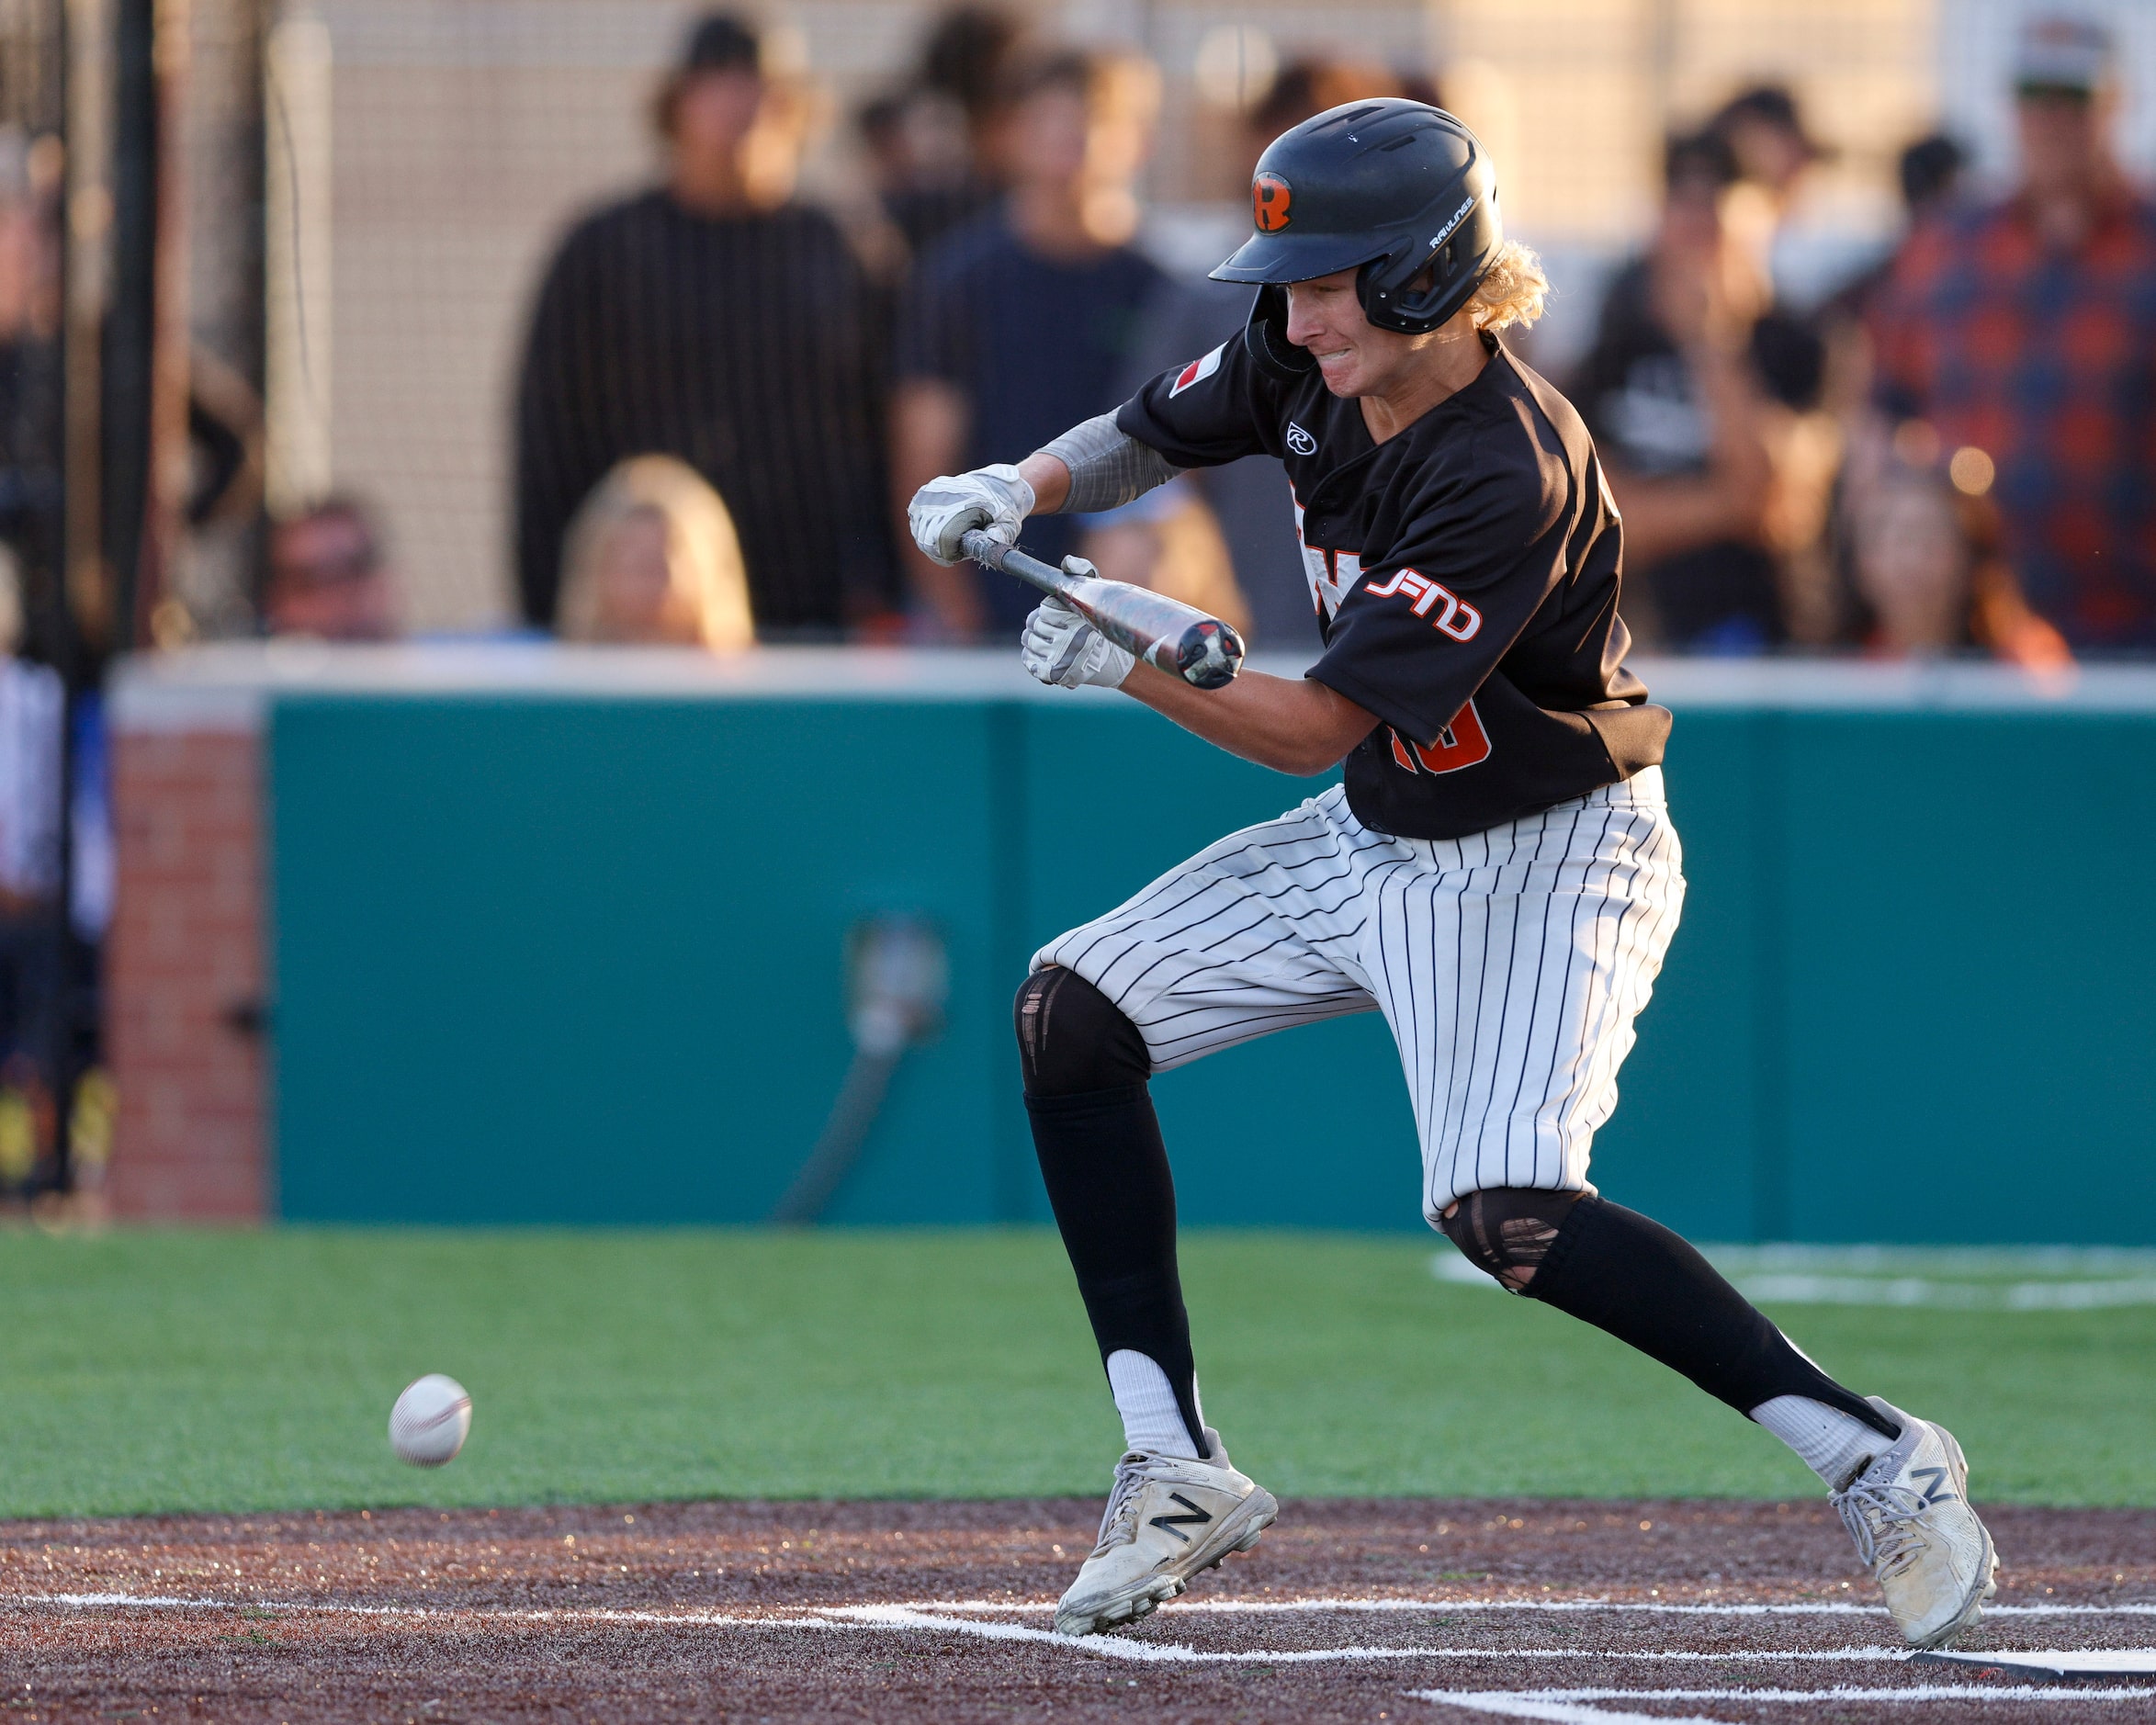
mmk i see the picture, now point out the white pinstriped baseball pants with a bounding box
[1033,770,1685,1222]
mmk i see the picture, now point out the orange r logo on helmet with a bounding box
[1253,173,1292,232]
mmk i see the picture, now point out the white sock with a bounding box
[1751,1395,1894,1489]
[1105,1349,1204,1460]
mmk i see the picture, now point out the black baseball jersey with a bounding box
[1116,330,1670,840]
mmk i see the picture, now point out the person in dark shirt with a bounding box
[513,13,895,637]
[890,49,1164,637]
[1574,130,1823,652]
[909,99,1997,1654]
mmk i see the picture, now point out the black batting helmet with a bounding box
[1212,99,1503,378]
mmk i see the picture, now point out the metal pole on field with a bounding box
[264,3,331,516]
[63,0,114,661]
[137,0,189,648]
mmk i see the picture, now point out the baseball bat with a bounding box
[962,530,1247,690]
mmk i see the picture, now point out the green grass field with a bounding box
[0,1228,2149,1519]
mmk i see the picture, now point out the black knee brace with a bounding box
[1015,967,1151,1096]
[1439,1189,1583,1292]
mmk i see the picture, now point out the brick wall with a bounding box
[107,725,266,1219]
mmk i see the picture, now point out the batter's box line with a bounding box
[831,1603,1918,1665]
[19,1589,2154,1622]
[0,1593,2048,1671]
[1408,1685,2156,1724]
[897,1595,2156,1619]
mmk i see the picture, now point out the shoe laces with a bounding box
[1833,1478,1930,1580]
[1092,1453,1161,1555]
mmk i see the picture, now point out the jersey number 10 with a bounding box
[1388,701,1492,775]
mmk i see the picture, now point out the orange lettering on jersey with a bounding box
[1386,700,1492,775]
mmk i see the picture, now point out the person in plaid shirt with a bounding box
[1869,15,2156,653]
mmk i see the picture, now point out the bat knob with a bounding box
[1172,618,1246,690]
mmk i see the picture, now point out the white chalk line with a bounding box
[15,1590,2156,1680]
[9,1591,1909,1665]
[1410,1688,2156,1724]
[834,1606,1917,1665]
[901,1595,2156,1619]
[21,1590,2156,1624]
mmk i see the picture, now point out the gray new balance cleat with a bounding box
[1054,1429,1278,1638]
[1830,1396,1999,1649]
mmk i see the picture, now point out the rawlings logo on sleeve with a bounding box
[1169,344,1225,398]
[1361,569,1483,641]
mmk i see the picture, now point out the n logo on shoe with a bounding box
[1147,1493,1214,1545]
[1912,1466,1958,1506]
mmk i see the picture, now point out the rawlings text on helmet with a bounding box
[1253,172,1292,232]
[1428,195,1476,251]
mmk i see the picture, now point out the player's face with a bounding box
[1282,268,1428,400]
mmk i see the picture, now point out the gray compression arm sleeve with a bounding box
[1038,413,1183,513]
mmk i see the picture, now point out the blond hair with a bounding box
[559,455,755,650]
[1467,239,1550,335]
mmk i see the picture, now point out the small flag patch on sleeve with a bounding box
[1169,344,1225,398]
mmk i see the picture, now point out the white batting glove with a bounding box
[907,464,1035,566]
[1022,589,1134,690]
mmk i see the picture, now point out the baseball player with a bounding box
[909,101,1997,1649]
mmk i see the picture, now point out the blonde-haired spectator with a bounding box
[558,456,754,650]
[514,12,897,639]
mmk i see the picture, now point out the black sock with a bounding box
[1015,966,1208,1459]
[1530,1195,1897,1438]
[1026,1085,1209,1457]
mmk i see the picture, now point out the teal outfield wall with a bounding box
[260,657,2156,1243]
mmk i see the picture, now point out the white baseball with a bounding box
[389,1373,471,1467]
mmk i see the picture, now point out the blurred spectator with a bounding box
[1089,60,1406,656]
[1814,130,2071,665]
[860,7,1026,261]
[1869,14,2156,653]
[0,129,62,660]
[557,456,754,650]
[1705,83,1848,644]
[857,89,980,260]
[0,546,59,910]
[1899,133,1971,220]
[514,13,895,640]
[1575,130,1824,651]
[265,498,399,642]
[1834,417,2069,665]
[892,48,1163,638]
[1707,84,1827,214]
[1823,133,1970,330]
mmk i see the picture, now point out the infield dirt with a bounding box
[6,1497,2153,1722]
